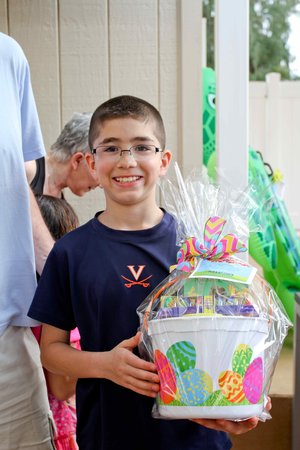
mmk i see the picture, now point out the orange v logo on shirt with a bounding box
[121,265,152,288]
[128,265,146,280]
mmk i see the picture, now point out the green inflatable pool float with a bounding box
[202,67,299,322]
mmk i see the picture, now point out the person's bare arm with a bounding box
[25,160,54,274]
[25,160,37,184]
[40,324,160,398]
[46,370,77,401]
[28,187,54,274]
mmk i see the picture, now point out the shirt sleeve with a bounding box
[19,56,45,162]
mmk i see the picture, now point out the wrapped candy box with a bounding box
[137,164,291,421]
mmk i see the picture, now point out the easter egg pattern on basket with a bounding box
[137,165,292,421]
[155,340,263,408]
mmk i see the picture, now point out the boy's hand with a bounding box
[190,417,258,434]
[191,397,272,435]
[105,332,160,397]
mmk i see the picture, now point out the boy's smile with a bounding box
[114,175,142,185]
[90,117,171,211]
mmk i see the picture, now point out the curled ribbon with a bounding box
[176,216,247,273]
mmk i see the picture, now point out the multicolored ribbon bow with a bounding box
[176,216,247,272]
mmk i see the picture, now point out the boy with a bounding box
[29,95,260,449]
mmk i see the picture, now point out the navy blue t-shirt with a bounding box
[29,211,231,450]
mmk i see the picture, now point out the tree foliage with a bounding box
[202,0,215,70]
[202,0,299,80]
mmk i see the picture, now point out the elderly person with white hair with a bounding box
[26,112,100,198]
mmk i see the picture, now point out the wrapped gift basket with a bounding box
[137,164,291,421]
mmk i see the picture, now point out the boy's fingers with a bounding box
[127,364,160,383]
[128,376,159,392]
[125,376,160,397]
[191,417,258,434]
[127,351,157,373]
[118,332,141,350]
[131,386,158,398]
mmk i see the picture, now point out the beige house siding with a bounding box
[1,0,203,224]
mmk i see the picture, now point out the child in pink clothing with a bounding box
[47,394,77,450]
[47,327,80,450]
[32,326,80,450]
[32,195,80,450]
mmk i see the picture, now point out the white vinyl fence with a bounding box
[249,73,300,230]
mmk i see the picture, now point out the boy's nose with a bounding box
[117,152,137,168]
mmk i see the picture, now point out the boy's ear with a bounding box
[70,152,84,169]
[160,149,172,175]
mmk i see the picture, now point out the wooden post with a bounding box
[202,18,207,68]
[215,0,249,191]
[215,0,249,260]
[178,0,203,176]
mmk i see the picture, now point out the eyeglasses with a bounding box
[91,144,162,161]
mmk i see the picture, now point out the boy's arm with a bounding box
[40,324,160,398]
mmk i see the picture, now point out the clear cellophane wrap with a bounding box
[137,164,291,421]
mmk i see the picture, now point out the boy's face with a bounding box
[89,117,171,208]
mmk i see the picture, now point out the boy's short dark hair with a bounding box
[89,95,166,150]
